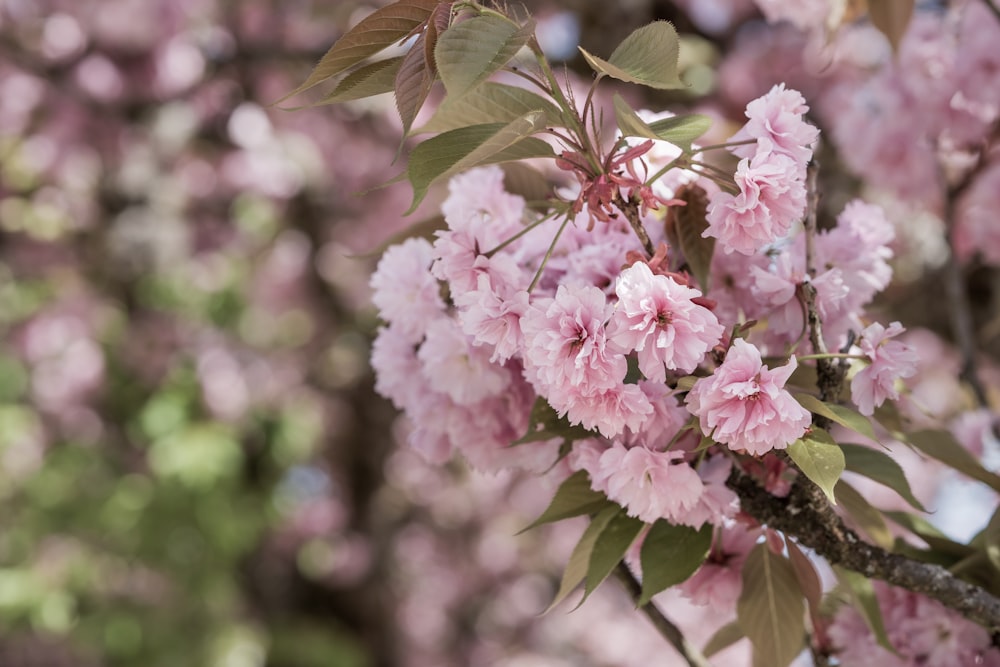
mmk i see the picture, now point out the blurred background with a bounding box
[1,0,998,666]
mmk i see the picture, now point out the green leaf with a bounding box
[787,429,845,505]
[649,114,713,151]
[435,14,533,95]
[578,21,685,90]
[835,566,897,654]
[501,163,555,209]
[547,505,620,612]
[279,0,440,103]
[793,393,876,440]
[905,429,1000,494]
[736,544,805,667]
[638,521,712,606]
[612,94,661,141]
[883,510,977,559]
[868,0,915,52]
[395,34,436,136]
[840,442,926,511]
[514,396,594,445]
[668,184,714,293]
[583,512,644,600]
[418,82,561,134]
[703,620,745,658]
[405,113,553,212]
[318,57,403,104]
[520,470,611,533]
[834,480,894,549]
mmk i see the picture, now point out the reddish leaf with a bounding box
[395,32,435,136]
[280,0,440,103]
[669,184,714,292]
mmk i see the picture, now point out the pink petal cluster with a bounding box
[522,284,651,438]
[678,523,759,610]
[589,443,704,524]
[704,141,807,256]
[730,83,820,166]
[685,338,811,455]
[607,261,725,380]
[851,321,918,416]
[370,238,445,343]
[828,581,1000,667]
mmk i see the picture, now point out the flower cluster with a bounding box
[370,85,915,534]
[705,84,818,255]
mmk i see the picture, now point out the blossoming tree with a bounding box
[295,0,1000,665]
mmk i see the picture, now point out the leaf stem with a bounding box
[694,139,757,153]
[527,213,571,292]
[484,207,562,257]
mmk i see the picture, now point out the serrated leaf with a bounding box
[514,396,594,445]
[583,511,644,600]
[649,114,713,151]
[737,544,806,667]
[612,94,661,141]
[840,442,926,511]
[418,82,561,134]
[868,0,914,52]
[578,21,685,90]
[638,521,712,606]
[794,393,876,440]
[786,539,823,634]
[835,566,897,654]
[319,57,403,104]
[834,479,894,549]
[703,620,745,658]
[405,113,553,212]
[520,470,611,533]
[280,0,440,103]
[671,184,714,292]
[788,429,845,505]
[435,14,533,95]
[906,429,1000,494]
[395,33,436,135]
[611,95,713,152]
[547,505,620,612]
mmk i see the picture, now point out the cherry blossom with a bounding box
[685,338,811,455]
[851,321,919,416]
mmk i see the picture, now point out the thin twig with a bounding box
[800,160,847,404]
[614,563,713,667]
[613,192,655,257]
[939,123,999,409]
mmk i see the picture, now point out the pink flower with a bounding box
[370,238,444,343]
[851,322,918,416]
[418,317,510,406]
[685,338,811,455]
[730,83,819,167]
[607,261,725,380]
[521,284,625,395]
[590,443,704,524]
[561,383,653,439]
[678,524,759,610]
[454,261,530,364]
[704,143,807,256]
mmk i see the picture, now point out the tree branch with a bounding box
[614,563,713,667]
[614,193,656,257]
[728,468,1000,631]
